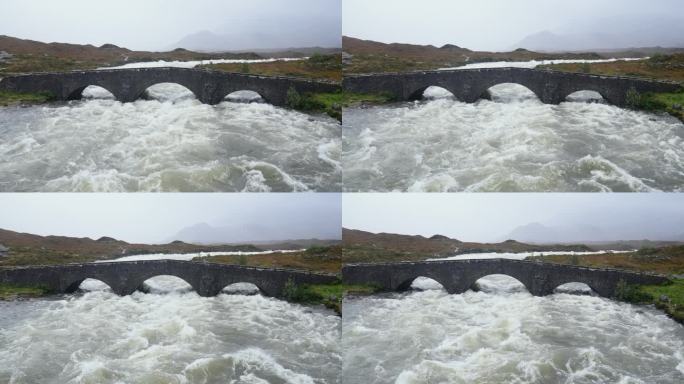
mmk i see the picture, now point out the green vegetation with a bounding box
[632,89,684,122]
[616,279,684,324]
[291,90,395,120]
[541,55,684,121]
[0,90,55,106]
[527,246,684,322]
[0,283,50,300]
[283,279,380,314]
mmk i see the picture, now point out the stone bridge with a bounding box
[342,259,670,298]
[0,259,337,298]
[0,67,340,107]
[343,67,682,107]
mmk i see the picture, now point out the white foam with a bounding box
[342,287,684,383]
[0,89,341,192]
[439,58,646,70]
[99,57,305,70]
[0,287,340,383]
[343,87,684,192]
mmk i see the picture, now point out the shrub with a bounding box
[237,254,248,265]
[615,279,653,303]
[240,63,250,73]
[625,87,642,109]
[285,86,302,109]
[580,63,591,73]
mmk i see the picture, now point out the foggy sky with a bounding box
[0,0,341,51]
[343,0,684,51]
[0,194,341,244]
[343,194,684,243]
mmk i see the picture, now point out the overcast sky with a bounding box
[343,194,684,242]
[343,0,684,51]
[0,194,341,244]
[0,0,341,51]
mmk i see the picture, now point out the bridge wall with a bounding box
[342,259,669,297]
[0,260,337,298]
[343,68,682,107]
[0,67,339,107]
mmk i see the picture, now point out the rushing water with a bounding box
[0,83,341,192]
[101,57,304,70]
[343,61,684,192]
[342,251,684,384]
[0,252,341,383]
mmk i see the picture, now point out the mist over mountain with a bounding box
[505,222,684,244]
[515,15,684,51]
[170,222,341,245]
[171,15,340,52]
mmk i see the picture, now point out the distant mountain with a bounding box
[505,222,606,244]
[515,16,684,52]
[342,36,604,73]
[171,222,341,245]
[0,34,262,71]
[0,228,260,266]
[342,228,590,257]
[505,221,684,244]
[171,27,341,52]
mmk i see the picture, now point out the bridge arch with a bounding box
[396,275,448,291]
[482,83,542,103]
[222,90,265,103]
[64,277,118,294]
[564,90,606,103]
[220,282,264,295]
[554,282,596,295]
[138,275,195,294]
[408,86,458,101]
[398,276,447,291]
[139,82,200,102]
[471,274,530,294]
[67,84,118,101]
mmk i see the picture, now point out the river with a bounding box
[341,251,684,384]
[0,66,340,192]
[0,252,341,383]
[342,60,684,192]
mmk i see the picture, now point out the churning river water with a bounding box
[341,251,684,384]
[0,83,341,192]
[342,61,684,192]
[0,253,341,384]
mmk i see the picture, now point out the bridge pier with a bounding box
[0,67,340,108]
[0,260,338,299]
[342,259,670,299]
[344,67,682,108]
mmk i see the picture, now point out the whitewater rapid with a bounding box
[342,84,684,192]
[0,84,341,192]
[100,57,304,70]
[0,265,341,383]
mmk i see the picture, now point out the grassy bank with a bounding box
[0,90,55,106]
[287,90,395,120]
[283,280,379,314]
[542,55,684,121]
[201,53,342,82]
[527,246,684,323]
[616,279,684,324]
[630,90,684,122]
[525,245,684,275]
[0,283,49,300]
[196,245,342,275]
[541,54,684,84]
